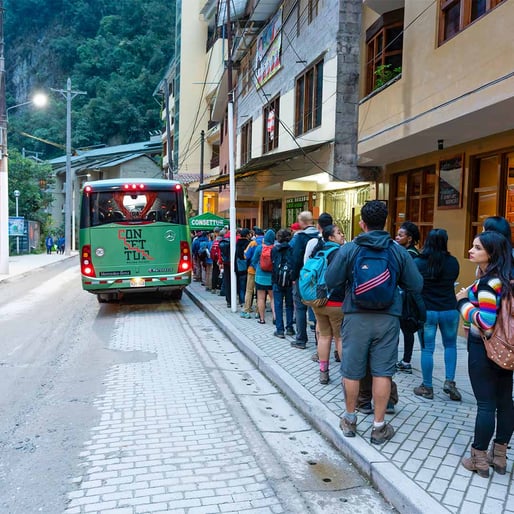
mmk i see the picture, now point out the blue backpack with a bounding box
[298,245,339,307]
[351,245,399,310]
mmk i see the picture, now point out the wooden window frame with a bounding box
[365,9,404,95]
[392,166,436,245]
[308,0,319,24]
[263,96,280,154]
[438,0,505,45]
[295,58,324,136]
[240,119,252,166]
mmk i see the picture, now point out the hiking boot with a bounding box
[319,370,330,384]
[339,416,357,437]
[285,327,296,336]
[290,341,307,350]
[462,447,489,478]
[356,402,373,415]
[334,350,341,362]
[311,351,319,362]
[443,380,462,401]
[274,331,285,339]
[396,361,412,374]
[240,312,251,319]
[414,383,434,399]
[488,441,508,475]
[386,401,396,414]
[370,422,395,445]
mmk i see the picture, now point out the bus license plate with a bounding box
[130,277,145,288]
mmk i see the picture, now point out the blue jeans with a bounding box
[419,310,459,388]
[468,332,514,449]
[237,274,247,305]
[273,284,294,333]
[293,282,308,343]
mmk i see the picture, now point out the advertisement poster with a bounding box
[255,7,282,88]
[9,216,24,236]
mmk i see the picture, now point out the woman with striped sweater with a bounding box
[457,231,514,478]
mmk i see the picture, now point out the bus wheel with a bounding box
[97,294,108,303]
[97,293,118,303]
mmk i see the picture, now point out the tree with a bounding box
[8,148,55,229]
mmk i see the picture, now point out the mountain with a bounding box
[4,0,175,158]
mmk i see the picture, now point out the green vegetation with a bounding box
[4,0,176,158]
[373,64,402,90]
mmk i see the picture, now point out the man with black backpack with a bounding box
[288,211,321,349]
[325,200,423,445]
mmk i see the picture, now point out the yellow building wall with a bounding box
[359,0,514,152]
[386,129,514,288]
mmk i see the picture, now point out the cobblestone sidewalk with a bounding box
[187,282,514,514]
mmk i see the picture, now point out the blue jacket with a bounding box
[251,230,275,287]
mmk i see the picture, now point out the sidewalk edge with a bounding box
[186,287,451,514]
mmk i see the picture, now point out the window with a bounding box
[439,0,505,44]
[365,9,404,95]
[469,150,514,245]
[308,0,319,23]
[240,45,255,97]
[392,166,436,245]
[295,59,323,136]
[240,119,252,166]
[263,96,280,153]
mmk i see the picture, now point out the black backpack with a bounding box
[276,250,293,288]
[400,290,426,333]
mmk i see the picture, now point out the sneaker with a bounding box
[311,351,319,362]
[396,361,413,374]
[240,312,251,319]
[339,416,357,437]
[414,383,434,399]
[290,341,307,350]
[370,422,395,445]
[319,370,330,384]
[285,327,296,336]
[356,402,373,415]
[386,401,396,414]
[274,331,285,339]
[443,380,462,401]
[334,350,341,362]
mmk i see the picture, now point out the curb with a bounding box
[186,286,451,514]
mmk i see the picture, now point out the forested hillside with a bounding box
[4,0,176,158]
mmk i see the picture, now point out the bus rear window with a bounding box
[81,190,183,227]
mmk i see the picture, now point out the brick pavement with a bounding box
[187,282,514,514]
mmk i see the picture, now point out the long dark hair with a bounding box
[478,231,513,298]
[419,228,449,278]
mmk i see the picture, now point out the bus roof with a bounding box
[82,178,182,191]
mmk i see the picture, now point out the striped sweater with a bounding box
[457,277,502,338]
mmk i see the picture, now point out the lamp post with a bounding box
[13,189,19,254]
[51,78,86,256]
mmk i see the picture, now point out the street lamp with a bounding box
[13,189,20,254]
[0,87,49,273]
[51,78,86,256]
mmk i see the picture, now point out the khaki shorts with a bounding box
[312,305,344,337]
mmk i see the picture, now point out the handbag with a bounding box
[481,293,514,370]
[236,258,248,273]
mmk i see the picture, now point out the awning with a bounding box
[189,212,228,230]
[198,141,330,191]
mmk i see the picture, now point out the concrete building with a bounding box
[360,0,513,286]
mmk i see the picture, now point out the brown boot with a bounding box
[461,447,490,478]
[487,441,508,475]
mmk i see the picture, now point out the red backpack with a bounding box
[259,244,273,272]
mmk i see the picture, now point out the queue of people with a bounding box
[190,208,514,475]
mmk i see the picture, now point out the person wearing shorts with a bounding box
[325,200,423,445]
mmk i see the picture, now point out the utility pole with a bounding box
[334,0,362,181]
[226,0,237,313]
[164,78,173,180]
[0,0,9,274]
[51,79,86,256]
[199,129,204,214]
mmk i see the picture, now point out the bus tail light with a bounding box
[179,241,191,272]
[81,245,97,277]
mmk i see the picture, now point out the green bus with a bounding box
[79,178,192,302]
